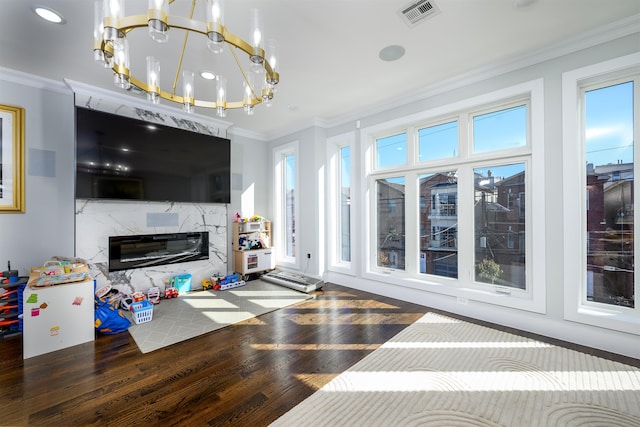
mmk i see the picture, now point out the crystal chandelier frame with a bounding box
[93,0,279,117]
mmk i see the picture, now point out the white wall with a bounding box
[0,74,75,275]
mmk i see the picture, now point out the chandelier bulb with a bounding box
[182,70,195,113]
[103,0,125,43]
[148,0,169,43]
[206,0,225,53]
[113,38,130,90]
[146,56,160,104]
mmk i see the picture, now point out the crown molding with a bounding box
[0,66,70,95]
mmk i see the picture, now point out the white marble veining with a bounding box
[75,199,227,295]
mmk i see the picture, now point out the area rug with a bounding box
[127,279,312,353]
[271,312,640,427]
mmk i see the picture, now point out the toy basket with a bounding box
[131,300,154,324]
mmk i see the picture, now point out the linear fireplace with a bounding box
[109,232,209,272]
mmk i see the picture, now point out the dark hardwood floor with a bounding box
[0,283,427,426]
[1,282,637,426]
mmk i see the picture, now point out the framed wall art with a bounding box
[0,104,25,212]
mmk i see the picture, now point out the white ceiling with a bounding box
[1,0,639,137]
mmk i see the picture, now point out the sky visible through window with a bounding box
[585,81,634,166]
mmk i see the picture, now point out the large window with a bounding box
[365,80,544,312]
[584,81,634,308]
[562,53,639,334]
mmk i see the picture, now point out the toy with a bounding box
[214,280,245,291]
[147,286,161,304]
[131,291,146,302]
[164,287,179,299]
[120,295,133,311]
[202,279,213,290]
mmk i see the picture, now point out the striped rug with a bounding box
[271,312,640,426]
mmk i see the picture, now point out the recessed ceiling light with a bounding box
[379,45,405,62]
[200,71,216,80]
[32,5,66,24]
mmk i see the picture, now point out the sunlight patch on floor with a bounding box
[381,341,554,349]
[283,312,422,325]
[299,300,399,309]
[184,299,239,309]
[251,343,382,351]
[294,373,340,391]
[202,311,256,323]
[319,370,640,392]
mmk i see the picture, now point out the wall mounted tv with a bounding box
[75,106,230,204]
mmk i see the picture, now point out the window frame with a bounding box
[273,141,299,269]
[562,53,640,335]
[327,132,356,275]
[361,79,546,313]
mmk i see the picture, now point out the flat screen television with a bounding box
[75,106,230,204]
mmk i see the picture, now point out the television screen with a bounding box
[75,107,230,204]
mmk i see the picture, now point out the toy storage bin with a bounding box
[131,300,154,324]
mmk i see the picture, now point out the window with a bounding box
[473,105,527,153]
[420,171,458,278]
[474,163,526,289]
[364,79,544,312]
[418,121,458,161]
[284,154,296,257]
[376,177,405,270]
[339,146,352,262]
[274,142,298,267]
[562,53,639,335]
[376,133,406,169]
[327,132,354,273]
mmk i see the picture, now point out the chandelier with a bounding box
[93,0,279,117]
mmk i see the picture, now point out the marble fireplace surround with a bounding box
[75,199,227,295]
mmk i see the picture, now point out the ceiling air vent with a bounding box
[399,0,441,27]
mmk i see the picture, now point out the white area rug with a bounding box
[271,312,640,427]
[127,280,312,353]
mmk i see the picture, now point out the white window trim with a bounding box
[273,141,299,270]
[361,79,546,314]
[327,132,356,275]
[562,52,640,335]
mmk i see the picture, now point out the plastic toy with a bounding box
[147,287,161,304]
[132,291,146,302]
[120,296,133,311]
[202,279,213,290]
[164,287,179,299]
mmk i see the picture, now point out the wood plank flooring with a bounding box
[0,283,427,426]
[0,282,637,426]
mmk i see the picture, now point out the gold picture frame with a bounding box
[0,104,25,212]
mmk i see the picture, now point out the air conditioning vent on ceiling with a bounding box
[399,0,441,26]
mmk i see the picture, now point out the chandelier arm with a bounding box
[228,46,260,102]
[172,0,197,96]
